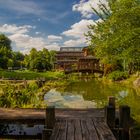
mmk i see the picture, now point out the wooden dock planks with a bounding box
[0,108,116,140]
[50,118,116,140]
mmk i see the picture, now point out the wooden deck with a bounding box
[0,108,104,124]
[0,108,116,140]
[50,118,116,140]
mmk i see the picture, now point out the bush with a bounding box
[108,71,129,81]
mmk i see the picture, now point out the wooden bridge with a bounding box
[64,68,104,74]
[0,97,131,140]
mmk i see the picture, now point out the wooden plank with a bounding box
[0,108,104,121]
[56,120,67,140]
[81,119,89,140]
[86,119,99,140]
[50,119,61,140]
[67,120,74,140]
[0,108,117,140]
[93,118,116,140]
[74,120,82,140]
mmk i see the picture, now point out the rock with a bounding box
[133,78,140,87]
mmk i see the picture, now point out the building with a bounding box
[55,47,101,73]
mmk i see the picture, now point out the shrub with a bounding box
[108,70,129,81]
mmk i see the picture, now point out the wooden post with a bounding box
[105,96,116,129]
[42,129,49,140]
[105,105,115,129]
[46,106,55,129]
[108,96,115,107]
[119,105,130,140]
[42,106,55,140]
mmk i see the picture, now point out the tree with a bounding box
[0,34,11,50]
[0,34,12,69]
[86,0,140,73]
[25,48,52,71]
[12,52,25,68]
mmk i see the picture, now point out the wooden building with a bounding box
[55,47,102,73]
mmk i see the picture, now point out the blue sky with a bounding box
[0,0,107,53]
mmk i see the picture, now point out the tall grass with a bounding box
[0,81,45,108]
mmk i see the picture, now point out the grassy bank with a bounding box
[0,70,70,108]
[0,70,65,80]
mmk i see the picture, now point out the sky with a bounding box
[0,0,107,54]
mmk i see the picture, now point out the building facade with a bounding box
[55,47,100,73]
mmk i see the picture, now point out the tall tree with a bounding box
[25,48,52,71]
[86,0,140,73]
[0,34,12,69]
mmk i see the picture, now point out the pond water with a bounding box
[44,78,140,121]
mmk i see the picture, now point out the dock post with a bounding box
[42,106,55,140]
[119,105,130,140]
[46,106,55,129]
[105,96,116,129]
[108,96,115,107]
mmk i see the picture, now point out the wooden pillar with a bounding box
[108,96,115,107]
[42,106,55,140]
[105,96,116,129]
[119,105,130,140]
[46,106,55,129]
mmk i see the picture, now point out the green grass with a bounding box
[0,70,65,80]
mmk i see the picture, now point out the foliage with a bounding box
[0,34,12,69]
[12,51,25,68]
[0,81,43,108]
[0,34,56,71]
[108,70,129,81]
[0,34,11,50]
[24,48,53,71]
[86,0,140,73]
[0,70,65,80]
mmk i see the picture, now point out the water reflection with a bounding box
[44,79,140,122]
[44,89,96,108]
[117,90,128,100]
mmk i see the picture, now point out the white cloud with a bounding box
[62,19,95,39]
[9,34,46,50]
[63,39,86,47]
[0,24,34,34]
[72,0,108,18]
[47,35,62,42]
[62,19,96,47]
[46,43,61,51]
[0,24,60,53]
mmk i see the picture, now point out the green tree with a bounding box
[12,51,25,68]
[0,34,11,50]
[0,34,12,69]
[25,48,52,71]
[86,0,140,73]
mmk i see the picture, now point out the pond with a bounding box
[44,78,140,121]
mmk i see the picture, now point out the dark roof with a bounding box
[56,60,78,63]
[60,47,85,52]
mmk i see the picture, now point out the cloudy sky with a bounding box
[0,0,107,54]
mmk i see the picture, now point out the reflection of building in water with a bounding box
[54,47,101,73]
